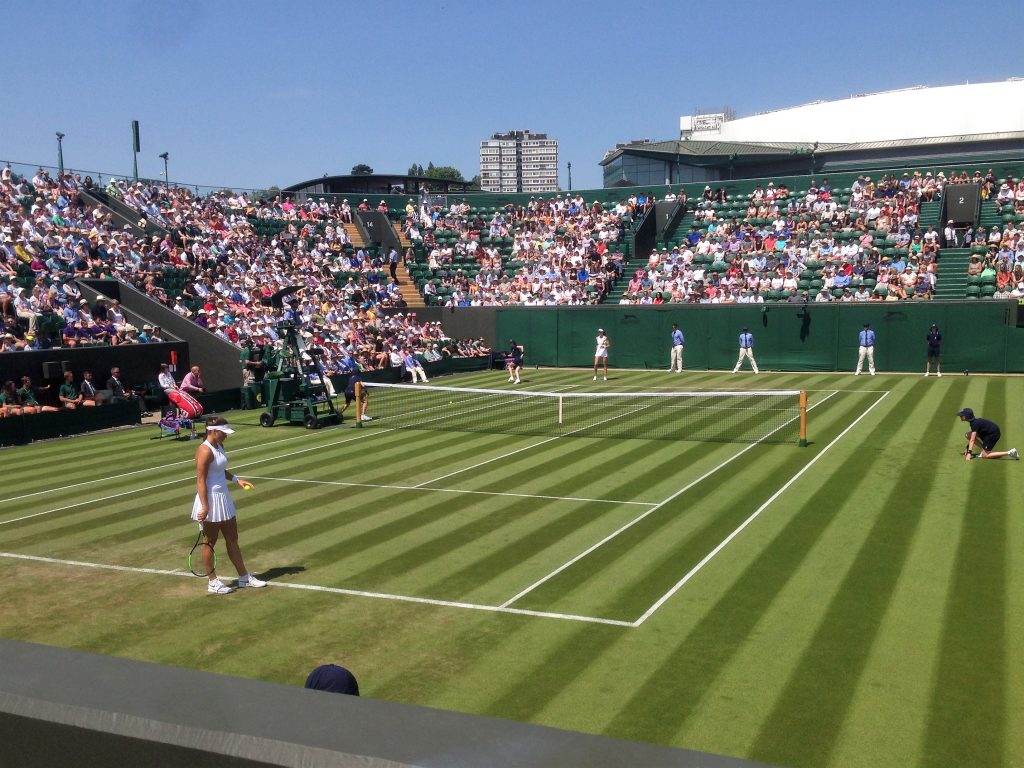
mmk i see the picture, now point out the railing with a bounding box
[0,158,272,199]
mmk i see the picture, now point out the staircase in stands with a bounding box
[389,223,424,307]
[932,248,971,299]
[343,222,366,248]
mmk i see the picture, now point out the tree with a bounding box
[253,185,281,201]
[407,163,425,177]
[468,175,482,191]
[351,164,374,176]
[424,165,465,182]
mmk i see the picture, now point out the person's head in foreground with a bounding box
[304,664,360,696]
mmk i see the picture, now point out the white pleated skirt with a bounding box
[191,485,237,523]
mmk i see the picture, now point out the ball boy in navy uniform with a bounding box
[958,408,1018,461]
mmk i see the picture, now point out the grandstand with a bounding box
[5,78,1024,768]
[4,154,1024,412]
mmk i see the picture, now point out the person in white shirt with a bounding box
[593,328,610,381]
[158,363,177,393]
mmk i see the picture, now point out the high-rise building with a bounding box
[479,130,558,193]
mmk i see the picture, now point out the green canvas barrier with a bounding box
[495,302,1022,373]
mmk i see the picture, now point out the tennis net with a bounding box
[357,383,807,444]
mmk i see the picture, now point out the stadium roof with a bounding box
[679,80,1024,144]
[284,173,473,197]
[601,131,1024,167]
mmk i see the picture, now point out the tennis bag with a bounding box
[168,389,204,418]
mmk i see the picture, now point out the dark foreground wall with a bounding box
[0,639,773,768]
[494,301,1024,373]
[0,399,140,447]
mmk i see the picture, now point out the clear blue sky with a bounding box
[4,0,1022,192]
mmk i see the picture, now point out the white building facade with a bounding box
[480,130,558,193]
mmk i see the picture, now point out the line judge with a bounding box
[669,323,684,373]
[732,326,759,374]
[855,322,876,376]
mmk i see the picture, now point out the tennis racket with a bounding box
[187,523,216,577]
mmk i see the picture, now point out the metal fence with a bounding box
[1,158,270,199]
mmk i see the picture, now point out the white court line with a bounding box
[244,475,655,506]
[0,552,633,628]
[0,427,398,528]
[0,381,568,507]
[499,390,841,609]
[0,382,576,527]
[0,420,355,506]
[412,434,568,488]
[579,385,889,394]
[631,389,891,627]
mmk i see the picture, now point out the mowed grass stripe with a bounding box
[288,476,611,601]
[496,435,727,507]
[0,424,389,519]
[745,381,967,767]
[921,377,1009,768]
[822,380,989,767]
[0,413,293,477]
[8,479,228,555]
[328,496,629,604]
[597,382,929,746]
[509,391,874,619]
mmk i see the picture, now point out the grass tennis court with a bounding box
[1,368,1021,768]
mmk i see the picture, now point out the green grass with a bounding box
[1,368,1021,768]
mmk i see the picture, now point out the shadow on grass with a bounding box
[259,565,306,580]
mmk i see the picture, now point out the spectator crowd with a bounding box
[3,160,1024,411]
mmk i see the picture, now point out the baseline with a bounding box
[631,389,891,626]
[0,552,632,628]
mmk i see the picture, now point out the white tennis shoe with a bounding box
[1009,448,1019,460]
[238,573,266,588]
[208,578,233,595]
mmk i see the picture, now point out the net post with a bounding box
[558,395,563,425]
[799,390,808,446]
[354,382,363,428]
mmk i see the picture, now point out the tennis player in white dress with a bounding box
[593,328,610,381]
[191,417,265,594]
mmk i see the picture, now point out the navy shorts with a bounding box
[980,429,1001,452]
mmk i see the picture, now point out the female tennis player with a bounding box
[593,328,610,381]
[191,416,265,594]
[506,339,523,384]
